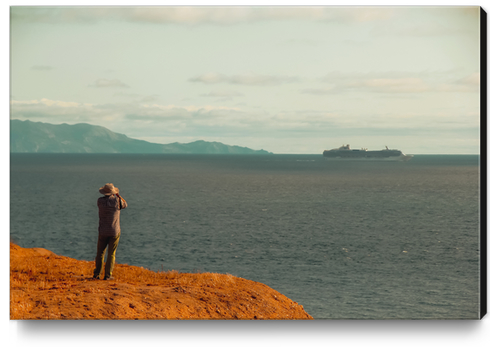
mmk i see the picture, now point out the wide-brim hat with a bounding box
[99,183,119,196]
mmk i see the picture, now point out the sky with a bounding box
[9,5,481,154]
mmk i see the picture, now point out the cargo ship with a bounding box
[323,144,413,161]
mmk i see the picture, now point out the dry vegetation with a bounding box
[10,243,313,320]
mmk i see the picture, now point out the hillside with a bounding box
[10,119,272,154]
[10,243,312,320]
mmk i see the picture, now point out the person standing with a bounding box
[94,183,128,280]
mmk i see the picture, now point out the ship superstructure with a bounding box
[323,144,413,161]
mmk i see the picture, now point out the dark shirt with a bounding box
[97,195,128,236]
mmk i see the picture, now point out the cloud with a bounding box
[436,72,480,92]
[113,92,141,98]
[112,93,161,102]
[140,95,160,102]
[371,22,453,37]
[30,65,54,71]
[316,71,479,94]
[333,7,396,23]
[10,98,97,123]
[301,87,336,95]
[370,7,480,37]
[11,7,396,26]
[9,97,268,139]
[188,72,227,84]
[89,79,129,88]
[200,91,244,101]
[10,96,478,145]
[11,98,243,125]
[11,98,90,108]
[282,38,320,46]
[460,72,480,86]
[230,74,299,86]
[200,91,243,98]
[131,104,241,122]
[348,78,430,93]
[189,72,299,86]
[316,72,431,94]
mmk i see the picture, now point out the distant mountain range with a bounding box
[10,119,272,154]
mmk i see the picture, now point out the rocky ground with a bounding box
[10,243,313,320]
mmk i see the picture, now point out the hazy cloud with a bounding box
[371,22,477,37]
[189,72,299,86]
[188,72,227,84]
[436,72,480,93]
[301,87,336,95]
[347,78,430,93]
[139,103,241,114]
[332,7,396,23]
[200,91,244,101]
[90,79,129,88]
[317,73,431,94]
[113,93,160,102]
[459,72,480,86]
[200,91,244,98]
[370,7,479,37]
[10,98,97,123]
[11,7,396,26]
[11,98,91,108]
[317,71,480,94]
[283,38,320,46]
[140,95,160,102]
[230,74,299,86]
[10,97,479,154]
[113,92,141,98]
[30,65,54,71]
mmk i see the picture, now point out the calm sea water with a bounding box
[10,153,481,319]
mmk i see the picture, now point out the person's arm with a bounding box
[116,193,128,209]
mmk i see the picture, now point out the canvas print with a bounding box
[10,6,482,320]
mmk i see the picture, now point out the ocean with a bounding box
[9,153,481,319]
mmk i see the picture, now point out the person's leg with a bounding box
[104,234,120,279]
[94,235,109,278]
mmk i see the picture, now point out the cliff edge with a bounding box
[10,243,312,320]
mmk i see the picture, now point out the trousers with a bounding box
[94,233,120,279]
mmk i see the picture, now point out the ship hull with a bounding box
[323,154,413,162]
[323,146,413,161]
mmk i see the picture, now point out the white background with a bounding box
[3,1,488,346]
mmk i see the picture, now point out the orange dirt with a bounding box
[10,243,313,320]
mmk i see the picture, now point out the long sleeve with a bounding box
[119,196,128,209]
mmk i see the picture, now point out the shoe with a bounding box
[93,275,100,279]
[104,276,115,280]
